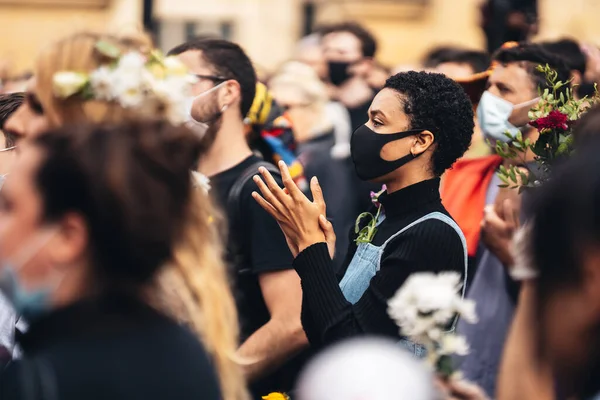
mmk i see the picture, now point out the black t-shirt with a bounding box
[210,155,300,396]
[210,155,294,341]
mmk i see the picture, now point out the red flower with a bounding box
[530,110,569,131]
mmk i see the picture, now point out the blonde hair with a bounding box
[35,32,248,400]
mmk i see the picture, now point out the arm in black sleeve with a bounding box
[295,220,465,345]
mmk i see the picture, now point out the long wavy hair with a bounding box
[33,31,247,400]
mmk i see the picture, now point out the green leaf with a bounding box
[508,167,517,183]
[95,40,121,59]
[354,212,374,234]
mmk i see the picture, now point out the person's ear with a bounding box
[49,213,88,270]
[219,80,241,111]
[412,130,435,156]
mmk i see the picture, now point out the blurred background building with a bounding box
[0,0,599,79]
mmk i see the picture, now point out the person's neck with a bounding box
[198,116,253,177]
[385,169,435,194]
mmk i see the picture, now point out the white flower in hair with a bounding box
[51,41,198,126]
[89,66,115,101]
[116,51,147,73]
[53,72,89,98]
[191,171,211,193]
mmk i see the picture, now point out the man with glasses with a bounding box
[169,39,307,397]
[0,92,23,365]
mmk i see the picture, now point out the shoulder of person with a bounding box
[388,217,464,249]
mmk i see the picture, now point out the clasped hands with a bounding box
[252,161,336,259]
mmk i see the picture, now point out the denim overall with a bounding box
[339,211,468,357]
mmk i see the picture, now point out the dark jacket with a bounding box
[0,293,222,400]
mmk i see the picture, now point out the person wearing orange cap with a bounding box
[441,42,571,397]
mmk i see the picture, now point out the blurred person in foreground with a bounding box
[269,61,354,269]
[169,38,307,397]
[422,46,492,158]
[253,71,471,350]
[0,92,22,364]
[441,42,571,397]
[496,128,600,400]
[296,338,434,400]
[0,73,32,95]
[0,121,222,400]
[2,32,245,399]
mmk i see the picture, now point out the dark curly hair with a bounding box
[384,71,474,176]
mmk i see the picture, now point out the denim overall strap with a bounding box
[340,212,468,306]
[378,212,469,305]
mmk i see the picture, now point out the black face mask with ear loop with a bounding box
[350,125,428,181]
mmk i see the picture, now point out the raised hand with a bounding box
[252,161,328,257]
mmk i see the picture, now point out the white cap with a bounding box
[296,337,435,400]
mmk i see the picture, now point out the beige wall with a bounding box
[155,0,302,74]
[315,0,484,69]
[2,0,600,76]
[0,0,142,75]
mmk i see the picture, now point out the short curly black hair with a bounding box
[384,71,474,176]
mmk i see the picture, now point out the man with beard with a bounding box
[169,39,308,397]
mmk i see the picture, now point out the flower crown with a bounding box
[52,40,197,125]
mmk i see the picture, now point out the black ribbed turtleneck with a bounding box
[294,178,465,346]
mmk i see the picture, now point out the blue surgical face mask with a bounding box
[477,91,539,144]
[0,229,59,322]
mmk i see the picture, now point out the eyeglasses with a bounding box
[193,74,229,83]
[0,146,16,153]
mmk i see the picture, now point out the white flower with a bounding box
[53,71,89,98]
[89,66,115,101]
[191,171,211,193]
[117,51,146,73]
[163,56,188,76]
[388,272,478,373]
[454,297,478,324]
[117,85,144,108]
[438,334,470,356]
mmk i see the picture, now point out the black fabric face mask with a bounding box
[327,61,353,86]
[350,125,426,181]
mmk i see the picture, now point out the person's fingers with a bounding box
[252,191,284,221]
[503,198,520,230]
[310,176,326,213]
[278,160,305,202]
[258,166,290,206]
[483,205,509,236]
[448,379,490,400]
[253,175,286,213]
[319,215,335,238]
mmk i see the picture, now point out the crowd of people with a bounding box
[0,11,599,400]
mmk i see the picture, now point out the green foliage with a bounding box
[496,64,599,190]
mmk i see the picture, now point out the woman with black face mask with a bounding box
[253,71,474,348]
